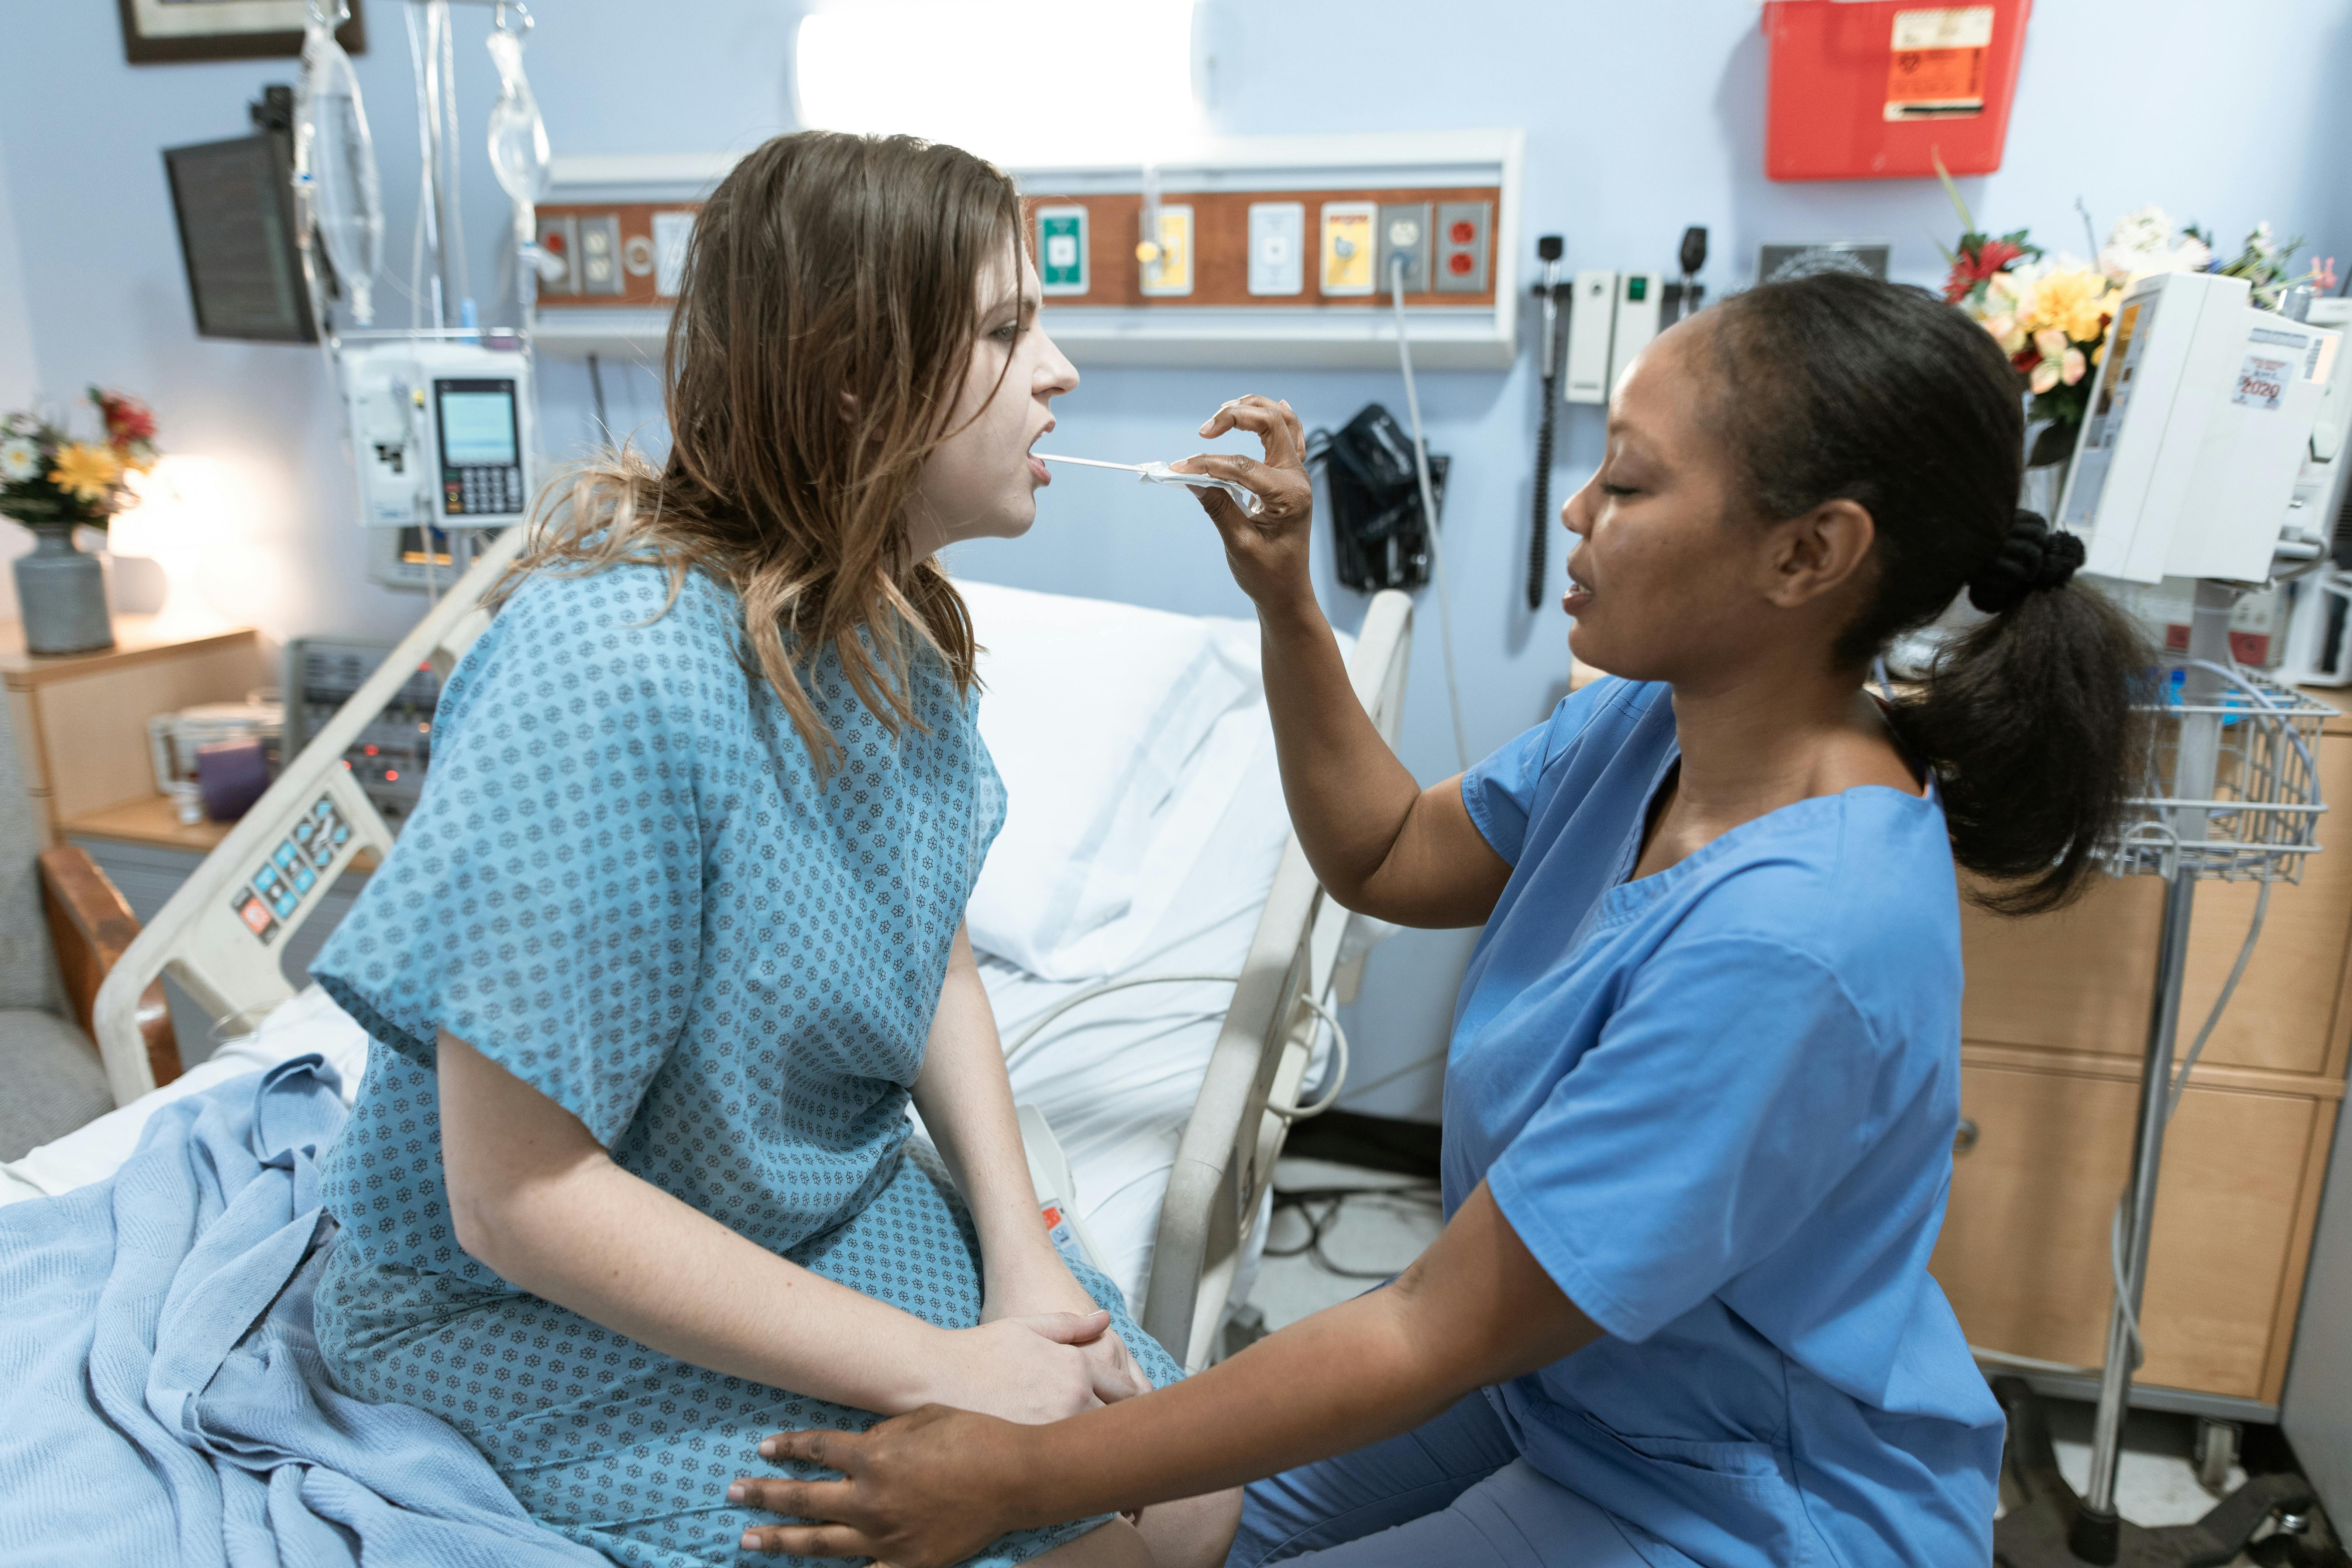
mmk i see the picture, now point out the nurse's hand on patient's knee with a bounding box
[734,1407,1014,1567]
[1173,396,1313,615]
[923,1310,1115,1425]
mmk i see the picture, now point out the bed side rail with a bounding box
[89,530,527,1105]
[1142,589,1413,1369]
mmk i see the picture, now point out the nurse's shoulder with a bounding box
[1668,783,1965,1050]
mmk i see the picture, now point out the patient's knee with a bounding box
[1034,1519,1153,1568]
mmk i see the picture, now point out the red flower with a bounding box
[1942,237,2029,302]
[93,389,156,445]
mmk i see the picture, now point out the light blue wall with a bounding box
[3,1,2348,1117]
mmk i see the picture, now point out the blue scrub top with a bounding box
[1448,677,2002,1568]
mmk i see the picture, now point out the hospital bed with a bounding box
[33,528,1410,1373]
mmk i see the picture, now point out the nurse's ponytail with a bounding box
[1707,272,2154,915]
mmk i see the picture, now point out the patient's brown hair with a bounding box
[496,130,1024,776]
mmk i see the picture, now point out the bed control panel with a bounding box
[228,794,353,946]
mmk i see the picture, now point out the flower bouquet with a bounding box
[0,388,160,529]
[1939,170,2335,470]
[0,389,161,652]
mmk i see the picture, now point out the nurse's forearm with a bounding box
[1254,594,1422,899]
[1255,598,1509,927]
[996,1182,1602,1518]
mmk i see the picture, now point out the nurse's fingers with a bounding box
[730,1473,860,1519]
[739,1523,882,1560]
[1197,395,1305,470]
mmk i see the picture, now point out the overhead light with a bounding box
[793,2,1204,168]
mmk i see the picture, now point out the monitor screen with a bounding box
[436,385,519,466]
[162,134,313,343]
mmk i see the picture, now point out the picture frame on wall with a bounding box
[118,0,366,65]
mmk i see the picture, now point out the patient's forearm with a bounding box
[455,1112,946,1413]
[910,927,1063,1300]
[439,1031,944,1416]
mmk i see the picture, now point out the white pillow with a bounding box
[959,580,1255,979]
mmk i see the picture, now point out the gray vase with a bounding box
[12,522,115,655]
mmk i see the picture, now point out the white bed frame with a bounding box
[90,530,1414,1373]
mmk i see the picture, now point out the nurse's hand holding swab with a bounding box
[1172,395,1314,612]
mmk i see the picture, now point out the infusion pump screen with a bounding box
[434,379,522,518]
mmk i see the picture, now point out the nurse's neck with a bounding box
[1636,659,1922,879]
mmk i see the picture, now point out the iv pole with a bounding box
[1994,581,2325,1568]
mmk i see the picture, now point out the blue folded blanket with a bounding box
[0,1055,607,1568]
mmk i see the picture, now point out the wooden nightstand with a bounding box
[0,616,268,846]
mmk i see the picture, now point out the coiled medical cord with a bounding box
[1391,257,1471,774]
[1002,972,1350,1120]
[1265,1182,1443,1280]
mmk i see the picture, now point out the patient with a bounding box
[305,130,1237,1568]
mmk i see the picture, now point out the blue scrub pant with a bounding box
[1227,1392,1647,1567]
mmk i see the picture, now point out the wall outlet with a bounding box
[1377,202,1431,293]
[1248,201,1305,296]
[1434,200,1490,293]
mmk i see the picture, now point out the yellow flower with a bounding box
[2022,268,2114,344]
[48,442,122,502]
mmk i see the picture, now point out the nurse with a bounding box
[728,273,2154,1567]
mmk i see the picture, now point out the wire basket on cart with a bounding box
[2094,660,2336,885]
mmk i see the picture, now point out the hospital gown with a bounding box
[307,563,1178,1568]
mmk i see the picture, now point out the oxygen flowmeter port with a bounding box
[1320,202,1377,297]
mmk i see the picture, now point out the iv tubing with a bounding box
[1390,257,1471,773]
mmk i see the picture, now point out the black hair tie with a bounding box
[1967,509,2084,615]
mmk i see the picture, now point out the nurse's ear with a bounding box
[1760,497,1877,613]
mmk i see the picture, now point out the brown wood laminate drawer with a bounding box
[1930,1055,2338,1404]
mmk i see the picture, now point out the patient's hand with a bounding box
[733,1407,1018,1566]
[984,1275,1153,1407]
[925,1310,1121,1425]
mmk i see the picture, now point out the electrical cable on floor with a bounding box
[1264,1181,1443,1280]
[1390,257,1471,774]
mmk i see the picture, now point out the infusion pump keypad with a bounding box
[229,795,353,946]
[443,464,523,518]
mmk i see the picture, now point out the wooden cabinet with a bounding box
[0,617,266,845]
[1931,715,2352,1411]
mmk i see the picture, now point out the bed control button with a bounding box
[273,843,298,869]
[331,825,350,845]
[292,865,316,893]
[293,821,313,843]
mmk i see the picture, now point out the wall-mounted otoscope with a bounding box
[1528,234,1567,610]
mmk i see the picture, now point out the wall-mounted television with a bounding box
[162,86,316,344]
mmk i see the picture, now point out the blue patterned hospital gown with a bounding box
[309,563,1178,1568]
